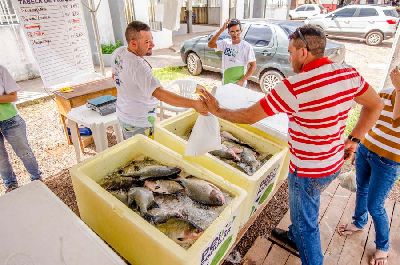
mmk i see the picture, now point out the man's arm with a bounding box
[344,86,384,159]
[390,67,400,126]
[0,92,17,103]
[152,86,207,115]
[200,89,267,124]
[237,61,256,86]
[208,19,229,48]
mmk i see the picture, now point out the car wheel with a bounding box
[186,52,202,75]
[260,70,284,93]
[365,31,383,46]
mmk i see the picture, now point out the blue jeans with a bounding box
[353,144,400,251]
[0,115,41,188]
[287,170,339,265]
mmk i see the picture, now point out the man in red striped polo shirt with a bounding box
[200,24,383,265]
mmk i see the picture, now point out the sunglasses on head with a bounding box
[296,29,310,51]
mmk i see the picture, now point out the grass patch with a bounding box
[345,105,361,136]
[153,66,190,83]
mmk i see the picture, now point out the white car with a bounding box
[289,4,327,20]
[305,5,399,46]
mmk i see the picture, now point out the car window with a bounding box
[383,9,399,17]
[208,30,230,41]
[297,6,306,11]
[244,24,273,47]
[333,8,357,17]
[306,6,315,11]
[357,8,378,17]
[279,22,304,35]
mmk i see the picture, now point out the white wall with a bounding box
[152,28,173,49]
[133,0,150,24]
[0,25,40,81]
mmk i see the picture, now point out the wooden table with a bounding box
[53,78,117,149]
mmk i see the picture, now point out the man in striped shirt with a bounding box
[200,24,383,265]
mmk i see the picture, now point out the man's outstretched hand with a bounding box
[198,88,220,115]
[193,99,208,115]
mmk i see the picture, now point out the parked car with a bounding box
[180,20,345,93]
[289,4,327,20]
[305,5,399,46]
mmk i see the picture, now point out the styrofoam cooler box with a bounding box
[70,135,246,265]
[0,181,125,265]
[154,110,288,226]
[238,124,290,184]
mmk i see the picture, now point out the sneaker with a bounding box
[5,184,18,193]
[270,228,299,255]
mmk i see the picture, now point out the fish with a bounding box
[221,131,240,142]
[210,145,240,161]
[127,187,156,215]
[145,207,183,224]
[110,190,129,205]
[237,162,255,175]
[99,174,135,191]
[179,177,225,206]
[156,218,203,249]
[221,131,255,151]
[144,180,184,195]
[123,165,181,180]
[241,148,260,170]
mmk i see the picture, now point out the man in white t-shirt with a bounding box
[208,19,256,87]
[112,21,207,139]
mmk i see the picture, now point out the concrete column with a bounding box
[108,0,128,45]
[236,0,245,19]
[220,0,229,26]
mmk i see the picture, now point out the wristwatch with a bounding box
[348,135,361,143]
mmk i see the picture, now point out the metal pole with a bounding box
[187,0,193,33]
[286,0,291,19]
[88,0,105,76]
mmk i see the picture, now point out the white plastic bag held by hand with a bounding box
[338,169,357,192]
[185,114,222,156]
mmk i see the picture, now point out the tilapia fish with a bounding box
[146,207,183,224]
[144,179,184,195]
[239,148,260,175]
[123,165,181,180]
[221,131,255,150]
[110,190,129,205]
[99,174,135,191]
[179,177,225,206]
[128,187,156,215]
[210,145,240,161]
[156,218,203,249]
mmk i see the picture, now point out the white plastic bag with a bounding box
[338,169,357,192]
[185,114,222,156]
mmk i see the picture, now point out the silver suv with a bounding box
[305,5,399,46]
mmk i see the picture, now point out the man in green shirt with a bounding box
[0,65,41,193]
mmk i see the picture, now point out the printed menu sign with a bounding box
[13,0,94,87]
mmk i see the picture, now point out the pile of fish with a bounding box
[99,157,232,249]
[182,129,272,175]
